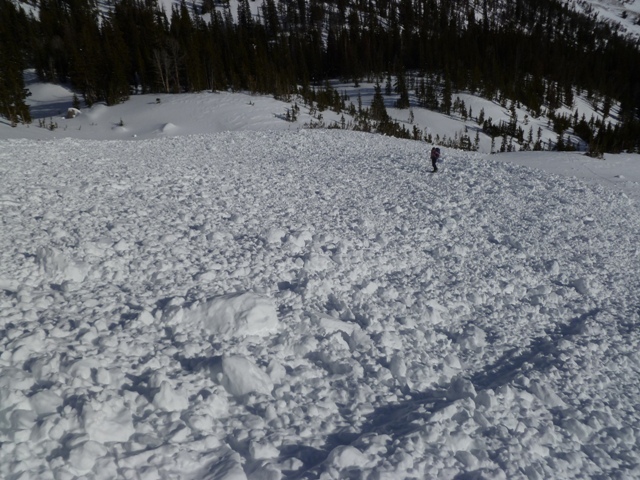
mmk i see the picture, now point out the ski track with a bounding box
[1,130,640,479]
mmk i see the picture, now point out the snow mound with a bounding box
[218,355,274,397]
[82,398,135,443]
[160,122,178,133]
[169,292,278,338]
[36,246,88,283]
[66,107,81,119]
[153,381,190,412]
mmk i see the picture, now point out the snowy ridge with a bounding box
[1,130,640,479]
[572,0,640,38]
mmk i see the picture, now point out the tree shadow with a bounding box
[296,308,601,477]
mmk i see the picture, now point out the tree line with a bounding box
[1,0,639,151]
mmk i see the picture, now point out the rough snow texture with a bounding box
[1,130,640,479]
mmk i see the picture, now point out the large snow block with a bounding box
[186,292,278,338]
[220,355,274,397]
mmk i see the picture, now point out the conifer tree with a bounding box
[394,68,409,109]
[370,82,389,122]
[68,5,102,106]
[442,73,453,115]
[9,0,639,150]
[0,0,31,124]
[100,18,130,105]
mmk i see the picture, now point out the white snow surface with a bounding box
[570,0,640,39]
[2,88,640,479]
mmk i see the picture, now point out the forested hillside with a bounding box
[1,0,639,152]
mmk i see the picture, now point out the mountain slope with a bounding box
[3,0,640,152]
[569,0,640,38]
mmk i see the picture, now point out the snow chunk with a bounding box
[326,445,369,469]
[36,246,88,283]
[249,439,280,460]
[180,292,278,338]
[29,390,63,416]
[303,252,333,273]
[419,300,447,325]
[263,228,286,244]
[360,281,379,295]
[389,354,407,380]
[286,228,313,248]
[572,277,596,296]
[113,239,131,253]
[10,329,46,363]
[456,325,487,351]
[0,367,35,393]
[138,309,155,326]
[10,409,37,431]
[475,389,497,410]
[0,277,19,293]
[153,381,189,412]
[219,355,273,397]
[66,107,81,119]
[529,381,566,408]
[206,449,248,480]
[546,260,560,275]
[68,440,108,473]
[311,311,360,334]
[82,399,134,443]
[266,359,287,384]
[66,358,100,380]
[447,377,477,401]
[562,418,593,441]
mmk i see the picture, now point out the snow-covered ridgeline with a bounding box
[1,130,639,479]
[569,0,640,39]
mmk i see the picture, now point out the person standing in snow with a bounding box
[430,147,441,172]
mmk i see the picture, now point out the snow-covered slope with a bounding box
[1,130,640,479]
[3,71,603,155]
[568,0,640,38]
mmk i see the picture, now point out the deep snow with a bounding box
[2,80,640,479]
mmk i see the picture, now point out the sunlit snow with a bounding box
[567,0,640,39]
[1,83,640,479]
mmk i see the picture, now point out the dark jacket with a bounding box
[430,147,441,170]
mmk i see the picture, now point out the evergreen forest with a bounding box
[1,0,640,152]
